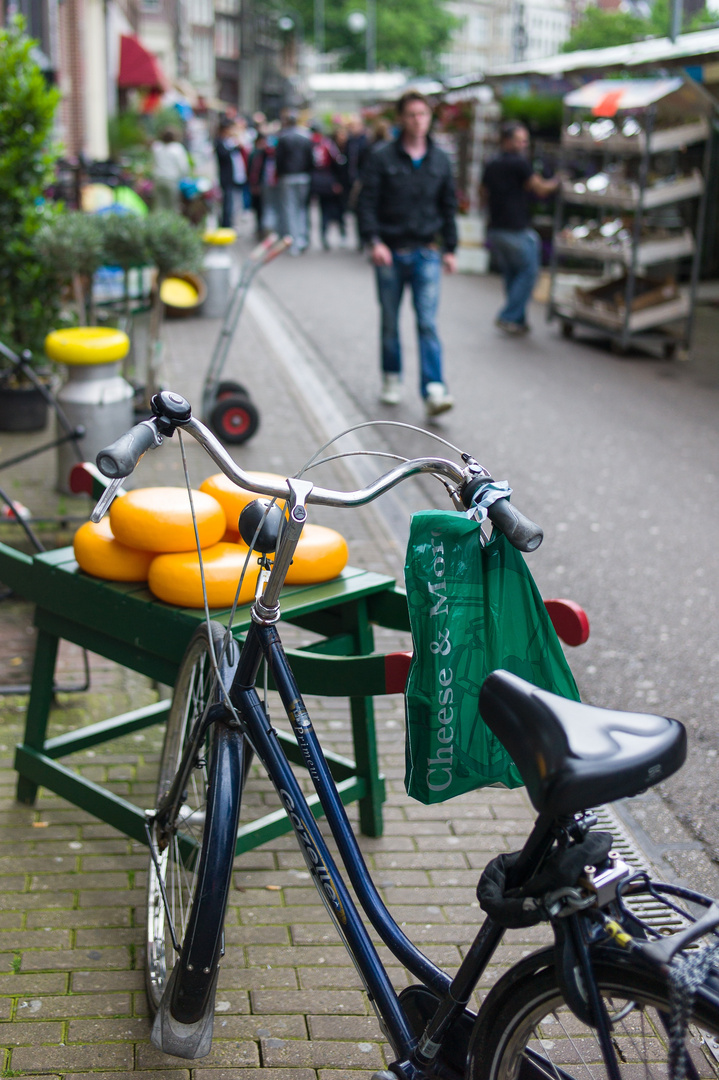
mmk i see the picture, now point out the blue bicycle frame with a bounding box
[224,616,512,1071]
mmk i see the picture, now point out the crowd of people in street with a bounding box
[196,95,556,420]
[210,110,390,254]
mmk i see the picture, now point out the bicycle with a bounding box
[93,389,719,1077]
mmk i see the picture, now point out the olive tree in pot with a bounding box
[142,211,202,406]
[35,212,106,326]
[0,17,62,431]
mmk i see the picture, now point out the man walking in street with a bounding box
[275,112,314,256]
[357,91,457,417]
[480,121,560,335]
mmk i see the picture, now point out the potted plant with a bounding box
[141,211,202,404]
[0,17,62,431]
[35,212,106,326]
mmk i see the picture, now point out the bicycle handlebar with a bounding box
[96,421,161,479]
[95,394,543,552]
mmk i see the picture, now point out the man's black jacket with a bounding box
[275,128,314,178]
[215,139,235,189]
[357,136,457,252]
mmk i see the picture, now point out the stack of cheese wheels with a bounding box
[109,487,260,608]
[73,479,349,607]
[73,515,157,582]
[200,472,349,585]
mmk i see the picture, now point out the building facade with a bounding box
[441,0,572,75]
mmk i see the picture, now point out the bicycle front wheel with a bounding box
[469,948,719,1080]
[145,622,243,1025]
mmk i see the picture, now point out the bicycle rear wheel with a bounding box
[145,622,244,1057]
[468,948,719,1080]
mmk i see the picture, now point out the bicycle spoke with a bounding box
[499,990,718,1080]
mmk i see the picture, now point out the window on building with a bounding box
[190,0,213,25]
[191,28,214,80]
[468,13,488,43]
[215,14,239,58]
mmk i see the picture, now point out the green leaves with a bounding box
[562,1,718,52]
[143,212,203,277]
[101,213,151,272]
[286,0,457,74]
[0,18,60,202]
[0,17,61,360]
[36,212,106,279]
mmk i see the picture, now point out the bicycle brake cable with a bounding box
[297,419,464,477]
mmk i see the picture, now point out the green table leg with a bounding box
[15,627,58,805]
[350,694,384,837]
[345,596,384,837]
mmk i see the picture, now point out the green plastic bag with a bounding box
[404,509,580,804]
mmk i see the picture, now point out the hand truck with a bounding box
[201,233,290,445]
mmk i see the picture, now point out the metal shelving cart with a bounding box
[548,77,715,357]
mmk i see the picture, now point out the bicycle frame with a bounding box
[149,479,576,1078]
[167,612,644,1080]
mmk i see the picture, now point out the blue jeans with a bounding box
[220,184,234,228]
[488,227,540,326]
[278,175,311,253]
[375,247,443,396]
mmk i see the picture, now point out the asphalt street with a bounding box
[247,229,719,862]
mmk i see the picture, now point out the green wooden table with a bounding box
[0,541,413,852]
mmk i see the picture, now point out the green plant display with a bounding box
[0,17,61,367]
[99,213,150,271]
[501,95,563,136]
[108,112,149,160]
[101,213,152,316]
[143,211,203,277]
[142,211,203,405]
[35,213,106,324]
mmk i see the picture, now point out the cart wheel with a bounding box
[662,341,677,359]
[610,339,629,356]
[216,380,250,400]
[210,394,260,444]
[560,321,573,339]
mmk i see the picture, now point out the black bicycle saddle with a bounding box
[479,670,686,817]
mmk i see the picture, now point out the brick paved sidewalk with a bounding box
[0,681,545,1079]
[0,245,547,1079]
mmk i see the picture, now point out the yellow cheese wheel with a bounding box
[160,277,199,308]
[110,487,226,552]
[45,327,129,366]
[285,524,348,585]
[200,472,287,534]
[148,542,259,608]
[73,517,156,582]
[203,228,236,245]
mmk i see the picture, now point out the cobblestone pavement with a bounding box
[0,245,549,1079]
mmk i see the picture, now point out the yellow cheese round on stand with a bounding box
[148,542,259,608]
[200,472,287,535]
[285,524,348,584]
[160,277,199,308]
[110,487,226,552]
[73,517,156,581]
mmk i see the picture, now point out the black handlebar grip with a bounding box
[96,422,158,479]
[487,498,543,552]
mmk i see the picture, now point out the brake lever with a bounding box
[91,477,125,522]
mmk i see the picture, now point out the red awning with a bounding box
[118,35,169,91]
